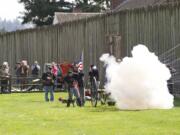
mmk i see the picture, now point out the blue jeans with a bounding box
[44,86,54,102]
[68,87,79,100]
[79,87,85,105]
[53,76,58,91]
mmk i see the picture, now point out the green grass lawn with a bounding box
[0,92,180,135]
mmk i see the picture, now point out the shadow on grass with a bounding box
[86,105,120,112]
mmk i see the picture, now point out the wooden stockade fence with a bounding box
[0,4,180,92]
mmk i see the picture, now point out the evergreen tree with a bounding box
[74,0,110,12]
[0,18,32,32]
[19,0,73,26]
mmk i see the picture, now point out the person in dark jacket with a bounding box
[77,69,85,106]
[64,67,81,107]
[31,61,40,78]
[88,65,100,94]
[42,67,55,102]
[27,61,41,91]
[89,65,99,82]
[14,62,21,85]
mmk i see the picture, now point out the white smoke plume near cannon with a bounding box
[100,44,174,110]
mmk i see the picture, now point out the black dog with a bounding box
[59,97,75,107]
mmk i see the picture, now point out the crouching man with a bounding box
[42,67,55,102]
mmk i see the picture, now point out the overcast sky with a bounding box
[0,0,25,20]
[0,0,75,21]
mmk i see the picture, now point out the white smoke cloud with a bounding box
[100,44,174,110]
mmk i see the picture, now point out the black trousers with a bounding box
[1,80,8,93]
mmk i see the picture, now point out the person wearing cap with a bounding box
[88,64,100,91]
[31,61,40,78]
[19,60,29,90]
[14,62,21,87]
[20,60,29,77]
[89,65,99,82]
[77,69,85,106]
[64,67,82,107]
[0,62,10,93]
[27,61,41,91]
[42,67,55,102]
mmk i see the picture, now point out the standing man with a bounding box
[64,68,82,107]
[51,62,58,91]
[0,62,10,93]
[19,60,29,90]
[77,68,85,106]
[31,61,40,78]
[14,62,21,86]
[27,61,41,91]
[89,65,100,85]
[42,67,55,102]
[20,60,29,77]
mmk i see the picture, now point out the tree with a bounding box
[0,27,6,34]
[19,0,73,26]
[0,18,32,32]
[74,0,110,12]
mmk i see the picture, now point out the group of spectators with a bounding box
[0,60,41,93]
[0,60,100,107]
[14,60,41,79]
[14,60,41,90]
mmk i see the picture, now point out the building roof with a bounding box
[115,0,180,11]
[53,12,102,24]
